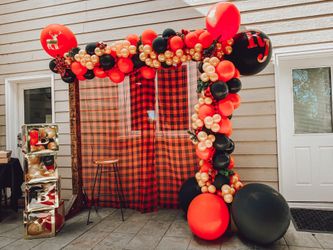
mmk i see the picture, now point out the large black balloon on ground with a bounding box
[225,30,272,75]
[179,177,201,214]
[231,183,290,245]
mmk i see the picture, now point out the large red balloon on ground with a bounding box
[40,24,77,58]
[206,2,240,41]
[187,193,230,240]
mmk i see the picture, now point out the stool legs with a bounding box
[87,164,101,225]
[113,163,124,221]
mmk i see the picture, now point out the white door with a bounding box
[276,50,333,202]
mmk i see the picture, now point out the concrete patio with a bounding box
[0,208,332,250]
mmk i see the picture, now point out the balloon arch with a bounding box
[41,2,290,245]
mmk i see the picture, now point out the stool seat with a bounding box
[94,159,119,165]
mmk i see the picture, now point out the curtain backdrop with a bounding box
[79,62,198,212]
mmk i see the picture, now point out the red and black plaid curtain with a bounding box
[79,63,198,212]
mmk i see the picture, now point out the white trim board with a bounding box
[5,74,55,157]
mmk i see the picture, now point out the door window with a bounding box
[24,87,52,124]
[292,67,332,134]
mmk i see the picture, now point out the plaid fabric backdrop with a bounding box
[79,63,198,212]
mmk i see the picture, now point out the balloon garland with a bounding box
[41,1,289,245]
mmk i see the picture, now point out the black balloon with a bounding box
[210,81,228,101]
[49,59,58,73]
[42,156,54,166]
[213,174,230,189]
[132,54,145,69]
[99,54,115,70]
[61,69,76,83]
[232,183,290,245]
[84,70,95,80]
[227,78,242,93]
[198,62,204,73]
[212,151,230,170]
[213,133,230,151]
[162,28,176,39]
[179,177,201,214]
[225,30,272,75]
[225,139,235,154]
[85,42,98,55]
[152,37,167,54]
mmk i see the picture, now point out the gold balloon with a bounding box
[187,55,192,61]
[143,44,152,54]
[205,65,215,75]
[209,57,220,66]
[121,48,129,57]
[79,49,86,57]
[165,58,173,65]
[200,73,209,82]
[198,180,205,188]
[84,54,91,61]
[194,43,203,52]
[195,119,203,127]
[216,43,222,50]
[204,116,213,126]
[221,184,231,193]
[195,172,201,180]
[208,134,216,142]
[197,131,208,141]
[122,40,131,48]
[192,123,198,130]
[205,139,213,148]
[209,72,219,82]
[211,123,220,133]
[165,50,174,59]
[201,186,208,193]
[202,62,211,72]
[86,61,94,70]
[200,172,209,182]
[213,114,222,123]
[229,187,236,195]
[198,97,205,105]
[139,52,147,61]
[199,160,204,166]
[153,60,161,68]
[105,46,111,54]
[80,58,86,66]
[74,54,81,62]
[180,55,187,62]
[139,44,144,52]
[94,47,101,54]
[216,52,224,58]
[193,52,201,61]
[65,59,71,65]
[203,57,210,63]
[198,141,206,151]
[225,46,233,54]
[91,55,99,64]
[158,54,166,62]
[227,39,234,45]
[145,58,152,65]
[129,45,137,54]
[204,97,213,105]
[189,49,195,56]
[175,49,183,57]
[150,52,157,59]
[208,185,216,193]
[224,194,233,203]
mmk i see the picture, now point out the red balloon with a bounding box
[233,68,240,79]
[169,36,184,51]
[216,60,235,82]
[184,32,198,48]
[218,118,232,136]
[200,161,213,173]
[141,29,157,45]
[108,68,125,83]
[217,99,234,117]
[117,58,134,74]
[226,93,241,109]
[206,2,240,41]
[187,193,230,240]
[140,66,156,79]
[126,34,140,46]
[71,62,87,76]
[196,147,213,161]
[198,31,214,49]
[228,156,235,169]
[93,67,107,78]
[198,104,215,120]
[194,29,205,37]
[76,74,86,81]
[40,24,77,58]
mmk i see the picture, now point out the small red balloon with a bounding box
[126,34,140,45]
[198,104,215,120]
[196,147,213,161]
[184,32,198,48]
[219,118,232,136]
[141,29,157,45]
[140,66,156,79]
[187,193,230,240]
[216,60,235,82]
[71,62,87,76]
[198,31,214,49]
[206,2,240,41]
[117,58,134,74]
[169,36,184,51]
[233,68,240,79]
[201,161,213,173]
[108,68,125,83]
[194,29,205,37]
[228,156,235,169]
[76,74,86,81]
[226,93,241,109]
[40,24,77,58]
[217,99,234,117]
[93,67,107,78]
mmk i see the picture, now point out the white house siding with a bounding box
[0,0,332,198]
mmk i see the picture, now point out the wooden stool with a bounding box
[87,159,125,224]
